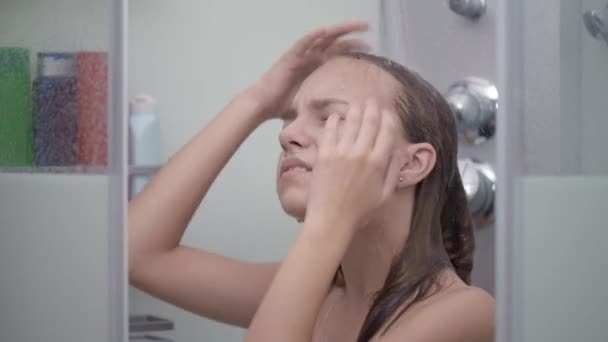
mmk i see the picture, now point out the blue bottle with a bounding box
[33,52,78,166]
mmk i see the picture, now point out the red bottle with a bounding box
[77,51,108,166]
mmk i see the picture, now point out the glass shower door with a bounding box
[497,0,608,341]
[0,0,127,341]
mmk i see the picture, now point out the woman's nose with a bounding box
[279,118,313,152]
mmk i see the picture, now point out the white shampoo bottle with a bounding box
[129,94,161,198]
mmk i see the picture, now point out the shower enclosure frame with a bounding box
[108,0,128,341]
[495,0,525,341]
[107,0,529,341]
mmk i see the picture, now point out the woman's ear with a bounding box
[397,143,436,188]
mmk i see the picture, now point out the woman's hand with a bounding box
[305,99,403,234]
[248,20,370,119]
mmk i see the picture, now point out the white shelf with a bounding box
[0,165,108,174]
[129,165,161,177]
[0,165,162,175]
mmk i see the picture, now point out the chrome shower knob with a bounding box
[445,77,498,145]
[458,158,495,226]
[448,0,486,20]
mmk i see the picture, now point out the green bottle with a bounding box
[0,47,32,166]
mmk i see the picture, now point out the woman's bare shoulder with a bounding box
[377,280,495,342]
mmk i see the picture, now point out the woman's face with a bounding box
[276,57,404,220]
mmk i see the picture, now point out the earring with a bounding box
[399,176,404,182]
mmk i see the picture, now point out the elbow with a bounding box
[127,250,140,284]
[127,241,149,285]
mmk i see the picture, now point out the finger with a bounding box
[326,38,372,56]
[320,113,340,153]
[372,109,398,163]
[354,99,381,152]
[291,26,327,56]
[338,105,363,149]
[314,20,369,51]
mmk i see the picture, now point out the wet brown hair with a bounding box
[337,53,475,342]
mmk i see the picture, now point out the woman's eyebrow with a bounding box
[308,98,349,111]
[281,98,348,119]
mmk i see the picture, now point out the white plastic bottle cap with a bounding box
[130,94,157,114]
[37,53,77,77]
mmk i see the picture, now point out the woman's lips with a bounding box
[281,166,311,178]
[280,157,312,177]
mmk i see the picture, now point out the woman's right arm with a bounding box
[128,90,278,327]
[127,20,369,328]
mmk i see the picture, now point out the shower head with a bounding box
[583,6,608,45]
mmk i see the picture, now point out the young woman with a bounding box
[129,20,495,342]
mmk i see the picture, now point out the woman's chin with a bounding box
[277,182,309,221]
[278,195,307,221]
[280,201,306,220]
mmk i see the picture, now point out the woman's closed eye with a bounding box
[319,112,345,122]
[310,97,349,123]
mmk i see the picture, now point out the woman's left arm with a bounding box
[244,215,354,342]
[245,100,402,342]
